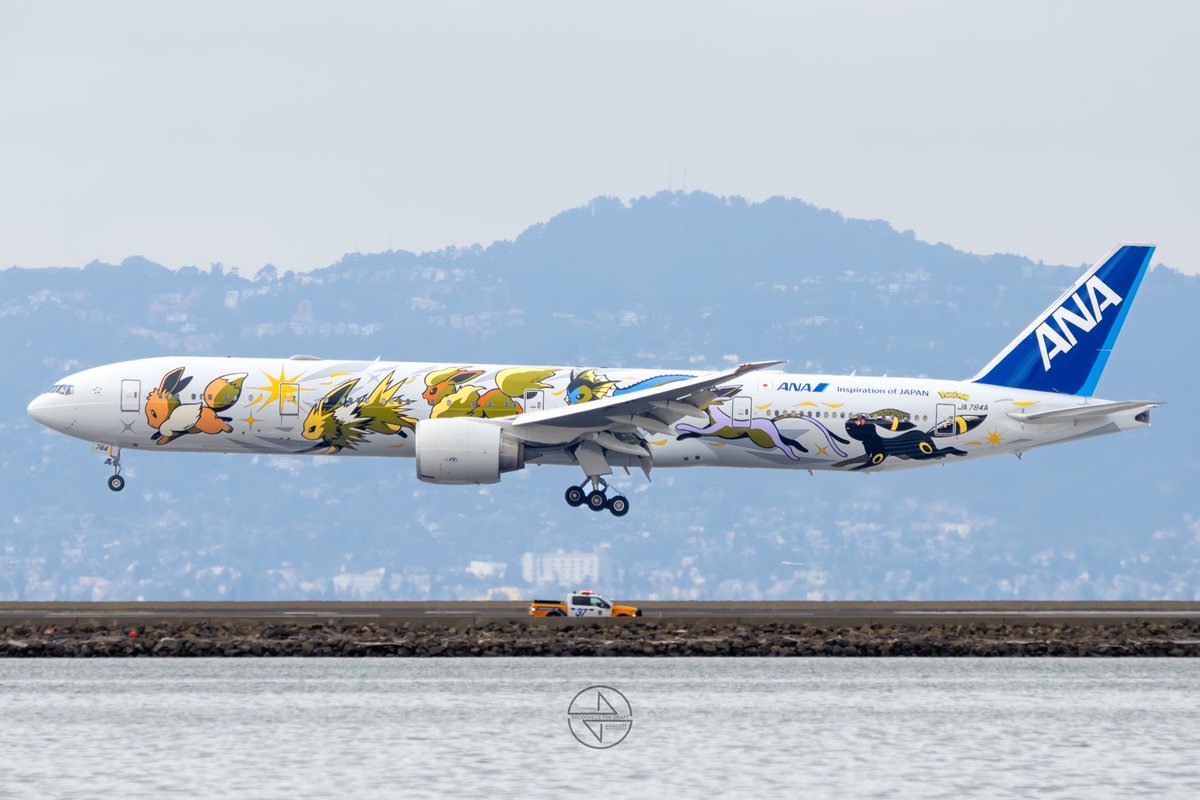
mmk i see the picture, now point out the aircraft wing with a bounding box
[513,360,786,433]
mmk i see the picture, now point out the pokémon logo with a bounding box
[1035,275,1123,371]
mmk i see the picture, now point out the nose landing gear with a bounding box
[564,478,629,517]
[104,446,125,492]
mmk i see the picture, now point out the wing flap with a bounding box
[626,414,675,435]
[593,431,651,458]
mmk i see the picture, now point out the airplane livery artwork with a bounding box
[28,244,1159,516]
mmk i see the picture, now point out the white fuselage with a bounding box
[26,356,1150,474]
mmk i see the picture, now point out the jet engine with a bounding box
[414,418,525,485]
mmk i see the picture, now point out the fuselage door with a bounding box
[524,389,544,413]
[280,383,300,416]
[935,403,958,437]
[120,380,140,413]
[731,395,752,428]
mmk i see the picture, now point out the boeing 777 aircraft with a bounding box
[27,244,1158,516]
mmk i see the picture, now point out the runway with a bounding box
[3,600,1199,627]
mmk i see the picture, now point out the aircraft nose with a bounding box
[27,393,52,426]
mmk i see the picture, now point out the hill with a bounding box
[1,191,1195,600]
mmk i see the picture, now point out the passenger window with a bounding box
[571,596,587,605]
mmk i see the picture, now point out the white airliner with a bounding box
[27,244,1158,516]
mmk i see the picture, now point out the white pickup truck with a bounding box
[528,590,641,618]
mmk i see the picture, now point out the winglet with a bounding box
[734,359,787,374]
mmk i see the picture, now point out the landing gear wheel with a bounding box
[103,446,124,493]
[607,495,629,517]
[586,490,608,512]
[564,486,585,507]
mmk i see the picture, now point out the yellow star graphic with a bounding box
[986,430,1002,446]
[252,365,303,411]
[817,446,827,455]
[244,414,257,426]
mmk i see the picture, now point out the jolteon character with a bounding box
[358,371,417,436]
[302,379,365,454]
[303,372,417,454]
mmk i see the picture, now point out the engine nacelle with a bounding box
[414,418,525,485]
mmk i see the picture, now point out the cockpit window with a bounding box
[44,384,74,396]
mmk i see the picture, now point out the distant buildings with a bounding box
[521,551,602,587]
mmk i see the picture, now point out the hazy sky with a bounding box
[2,1,1196,273]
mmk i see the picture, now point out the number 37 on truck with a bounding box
[528,590,642,618]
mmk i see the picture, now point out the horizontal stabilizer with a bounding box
[1008,400,1161,424]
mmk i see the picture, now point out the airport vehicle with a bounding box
[27,244,1159,516]
[529,591,642,617]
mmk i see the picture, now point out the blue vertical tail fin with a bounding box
[970,243,1154,396]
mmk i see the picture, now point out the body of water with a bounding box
[0,658,1197,798]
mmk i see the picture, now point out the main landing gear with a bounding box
[564,478,629,517]
[104,446,125,492]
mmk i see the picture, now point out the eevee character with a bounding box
[144,368,246,445]
[302,371,416,454]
